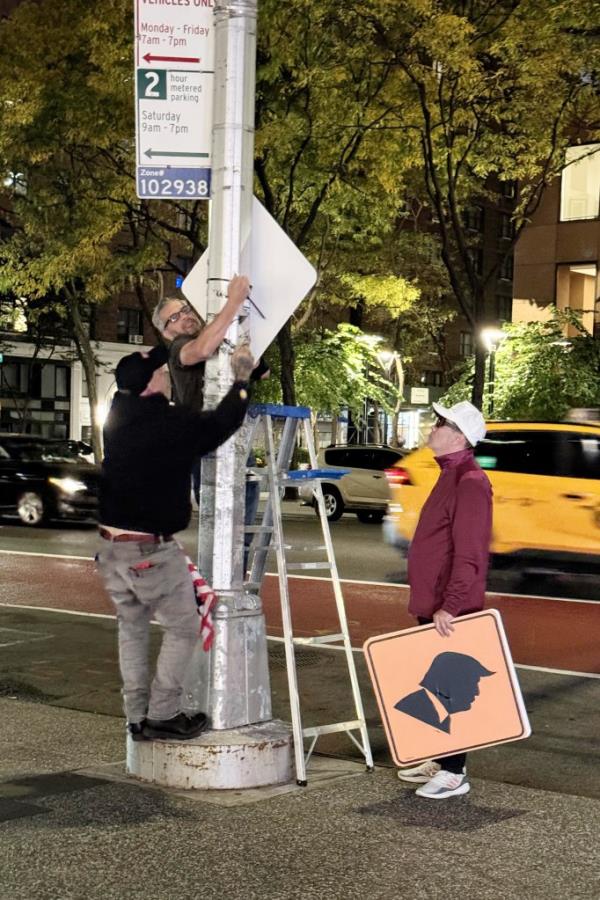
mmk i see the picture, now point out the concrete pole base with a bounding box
[126,720,293,790]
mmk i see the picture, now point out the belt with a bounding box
[99,528,174,544]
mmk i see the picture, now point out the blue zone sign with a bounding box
[136,166,211,200]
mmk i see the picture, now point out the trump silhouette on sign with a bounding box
[394,652,494,734]
[363,610,531,767]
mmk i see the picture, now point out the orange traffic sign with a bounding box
[364,609,530,767]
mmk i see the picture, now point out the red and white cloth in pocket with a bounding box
[185,555,217,651]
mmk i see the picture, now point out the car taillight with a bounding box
[385,467,412,486]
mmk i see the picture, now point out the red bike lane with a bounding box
[1,552,598,675]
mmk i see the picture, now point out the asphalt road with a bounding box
[0,501,597,600]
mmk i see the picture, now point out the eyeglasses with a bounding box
[435,416,461,432]
[162,303,194,329]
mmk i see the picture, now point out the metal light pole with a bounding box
[183,0,272,731]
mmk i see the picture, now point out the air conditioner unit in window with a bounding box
[128,334,143,344]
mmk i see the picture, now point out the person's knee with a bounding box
[117,615,149,640]
[166,611,200,641]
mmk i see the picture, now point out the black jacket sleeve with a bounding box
[177,381,250,457]
[250,356,270,381]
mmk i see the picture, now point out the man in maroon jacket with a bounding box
[397,400,492,799]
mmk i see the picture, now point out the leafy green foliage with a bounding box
[440,310,600,420]
[360,0,600,405]
[0,0,598,418]
[253,324,398,417]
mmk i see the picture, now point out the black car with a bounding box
[0,434,100,525]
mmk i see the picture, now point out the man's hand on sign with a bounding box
[433,609,455,637]
[227,274,250,309]
[231,344,255,382]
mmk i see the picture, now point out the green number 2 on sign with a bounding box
[137,70,166,100]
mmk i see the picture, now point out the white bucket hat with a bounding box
[432,400,486,447]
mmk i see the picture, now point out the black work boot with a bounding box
[143,711,208,741]
[127,720,148,742]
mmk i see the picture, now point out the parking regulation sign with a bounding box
[134,0,215,200]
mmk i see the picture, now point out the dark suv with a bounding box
[298,444,405,522]
[0,434,100,525]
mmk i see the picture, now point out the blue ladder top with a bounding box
[249,403,312,420]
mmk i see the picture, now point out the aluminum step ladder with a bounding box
[245,403,374,785]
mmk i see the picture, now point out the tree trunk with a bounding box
[277,319,296,406]
[67,294,103,463]
[390,356,405,446]
[134,277,162,342]
[390,411,400,447]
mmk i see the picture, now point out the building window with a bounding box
[422,370,443,387]
[1,362,27,394]
[496,296,512,322]
[0,358,71,437]
[500,213,515,240]
[556,263,598,337]
[560,144,600,221]
[117,308,143,343]
[500,180,516,200]
[55,366,69,399]
[463,206,484,232]
[469,247,484,276]
[499,254,514,281]
[459,331,473,357]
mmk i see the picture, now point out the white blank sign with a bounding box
[181,197,317,360]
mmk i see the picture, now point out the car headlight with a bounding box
[48,476,87,494]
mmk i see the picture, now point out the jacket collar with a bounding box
[435,447,474,470]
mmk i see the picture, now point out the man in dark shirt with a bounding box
[153,276,268,568]
[396,400,492,799]
[97,342,254,743]
[151,274,250,410]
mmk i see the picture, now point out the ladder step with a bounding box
[293,634,344,645]
[245,525,274,534]
[302,720,363,738]
[285,562,332,571]
[289,544,327,552]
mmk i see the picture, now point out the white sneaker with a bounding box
[415,770,470,799]
[397,760,441,783]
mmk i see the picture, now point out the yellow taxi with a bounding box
[383,421,600,560]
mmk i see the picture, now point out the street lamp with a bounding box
[480,327,507,416]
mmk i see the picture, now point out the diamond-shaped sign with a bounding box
[181,197,317,359]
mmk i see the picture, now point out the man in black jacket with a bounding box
[97,342,254,742]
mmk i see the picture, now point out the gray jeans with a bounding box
[96,539,198,724]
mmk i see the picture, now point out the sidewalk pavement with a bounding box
[1,697,599,900]
[1,606,600,899]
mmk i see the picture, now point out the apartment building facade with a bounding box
[0,293,159,443]
[513,143,600,338]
